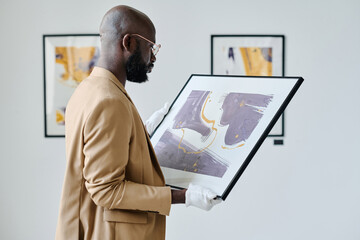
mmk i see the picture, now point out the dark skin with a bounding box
[96,5,186,204]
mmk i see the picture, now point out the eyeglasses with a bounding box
[132,33,161,56]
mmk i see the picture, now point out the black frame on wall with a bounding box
[43,33,100,137]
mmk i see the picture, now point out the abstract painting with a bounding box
[43,34,100,137]
[211,35,285,136]
[155,90,273,178]
[151,75,303,199]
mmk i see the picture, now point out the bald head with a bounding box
[96,5,157,86]
[99,5,155,43]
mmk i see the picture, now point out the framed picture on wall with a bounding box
[151,74,303,200]
[43,34,100,137]
[211,35,285,137]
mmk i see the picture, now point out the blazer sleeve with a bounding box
[82,97,171,216]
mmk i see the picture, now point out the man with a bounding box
[56,5,220,240]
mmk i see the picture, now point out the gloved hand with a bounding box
[145,102,170,136]
[185,183,222,211]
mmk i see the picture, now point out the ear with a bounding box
[122,34,135,54]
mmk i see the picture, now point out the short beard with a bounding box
[126,46,149,83]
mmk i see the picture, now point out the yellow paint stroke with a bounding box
[240,47,272,76]
[239,100,245,107]
[56,110,65,124]
[221,143,245,150]
[55,46,97,85]
[178,93,218,154]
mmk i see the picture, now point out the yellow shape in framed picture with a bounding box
[239,47,272,76]
[55,46,97,84]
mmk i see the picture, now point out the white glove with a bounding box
[145,102,170,136]
[185,183,222,211]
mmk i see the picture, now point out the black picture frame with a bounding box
[211,35,285,137]
[43,34,100,137]
[151,74,303,200]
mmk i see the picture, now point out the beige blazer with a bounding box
[56,67,172,240]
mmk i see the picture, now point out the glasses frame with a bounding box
[132,33,161,56]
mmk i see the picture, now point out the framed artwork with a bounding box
[151,74,303,200]
[211,35,285,137]
[43,34,100,137]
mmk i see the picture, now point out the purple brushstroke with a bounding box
[172,90,211,137]
[155,130,228,178]
[228,47,235,62]
[220,93,273,145]
[261,48,272,62]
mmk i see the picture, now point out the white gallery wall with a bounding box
[1,0,359,239]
